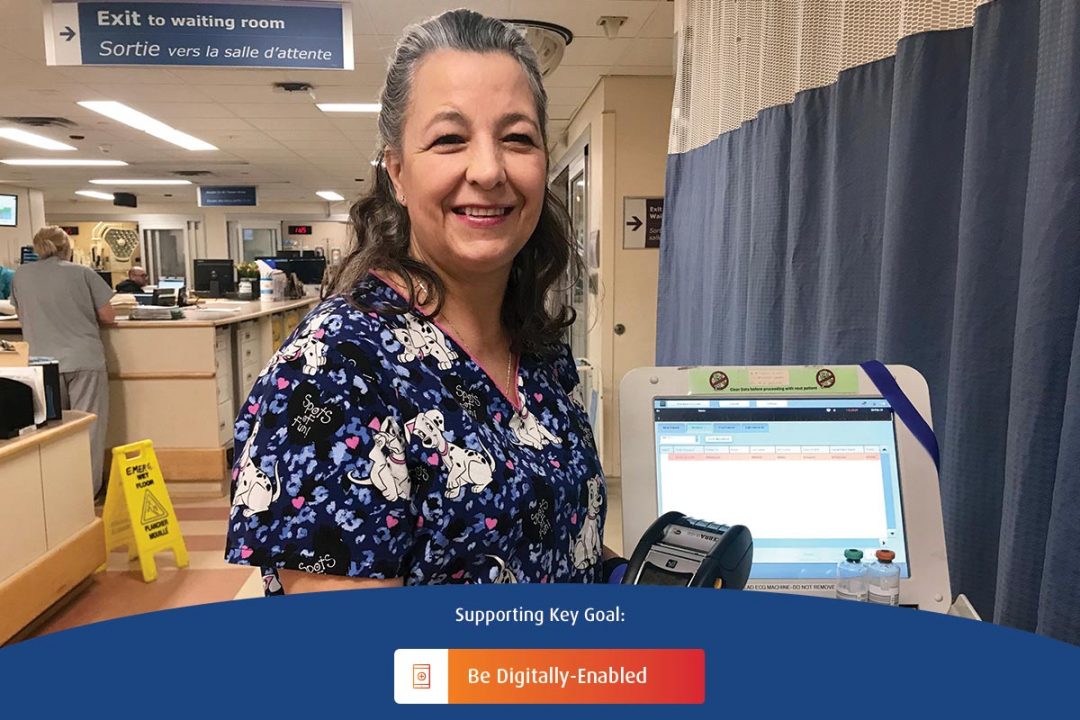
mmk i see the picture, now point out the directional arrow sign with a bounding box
[623,197,665,249]
[43,1,352,69]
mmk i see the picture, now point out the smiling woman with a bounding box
[224,10,611,596]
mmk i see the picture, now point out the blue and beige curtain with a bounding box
[658,0,1080,644]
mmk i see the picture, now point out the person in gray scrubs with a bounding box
[11,226,116,498]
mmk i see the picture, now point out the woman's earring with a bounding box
[398,194,406,204]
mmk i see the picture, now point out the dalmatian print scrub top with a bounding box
[225,273,607,591]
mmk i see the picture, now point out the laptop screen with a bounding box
[653,397,910,579]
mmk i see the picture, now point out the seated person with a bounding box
[115,266,149,294]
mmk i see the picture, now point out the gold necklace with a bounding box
[440,312,515,402]
[416,280,515,402]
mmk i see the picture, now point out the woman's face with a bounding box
[385,50,547,280]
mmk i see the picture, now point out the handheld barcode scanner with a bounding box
[623,512,753,589]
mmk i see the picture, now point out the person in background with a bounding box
[0,262,14,300]
[225,9,617,595]
[11,226,115,501]
[115,266,149,294]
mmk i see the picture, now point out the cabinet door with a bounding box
[40,431,95,549]
[0,450,48,583]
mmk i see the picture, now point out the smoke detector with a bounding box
[503,20,573,76]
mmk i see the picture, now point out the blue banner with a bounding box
[1,585,1077,716]
[48,1,350,69]
[198,185,257,207]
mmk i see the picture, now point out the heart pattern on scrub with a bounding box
[224,274,607,591]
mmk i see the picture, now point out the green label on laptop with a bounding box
[688,366,859,394]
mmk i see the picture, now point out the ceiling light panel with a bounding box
[1,158,128,166]
[89,178,192,185]
[316,190,344,201]
[0,128,77,151]
[75,190,116,200]
[316,103,381,113]
[78,101,218,151]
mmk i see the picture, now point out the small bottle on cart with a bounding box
[867,549,900,606]
[835,548,868,602]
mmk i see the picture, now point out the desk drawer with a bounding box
[271,314,284,347]
[240,343,260,371]
[218,398,235,445]
[239,365,259,400]
[238,320,259,349]
[216,369,233,405]
[214,326,231,352]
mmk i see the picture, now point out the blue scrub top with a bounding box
[225,273,607,591]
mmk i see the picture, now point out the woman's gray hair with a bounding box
[377,9,549,155]
[32,226,72,260]
[331,9,580,354]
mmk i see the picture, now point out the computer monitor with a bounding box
[290,257,326,284]
[157,277,185,290]
[193,259,236,297]
[257,256,327,285]
[619,365,951,611]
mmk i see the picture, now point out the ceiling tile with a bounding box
[247,117,336,131]
[640,1,675,38]
[224,103,324,119]
[507,0,653,39]
[609,64,675,76]
[548,104,579,120]
[131,102,239,119]
[367,1,512,36]
[562,37,631,65]
[84,83,214,104]
[546,85,591,107]
[616,38,674,66]
[545,64,607,88]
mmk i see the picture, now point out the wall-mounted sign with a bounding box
[59,225,80,236]
[198,186,257,207]
[44,1,353,70]
[623,197,664,249]
[287,225,312,235]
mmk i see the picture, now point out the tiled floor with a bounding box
[27,489,263,642]
[24,480,625,642]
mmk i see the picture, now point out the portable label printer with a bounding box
[624,512,753,589]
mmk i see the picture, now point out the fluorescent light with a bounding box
[1,158,128,166]
[78,101,218,151]
[76,190,116,200]
[316,190,345,201]
[89,178,192,185]
[0,128,77,151]
[317,103,381,113]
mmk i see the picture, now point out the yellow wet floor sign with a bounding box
[101,440,189,582]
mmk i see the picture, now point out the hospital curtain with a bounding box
[658,0,1080,644]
